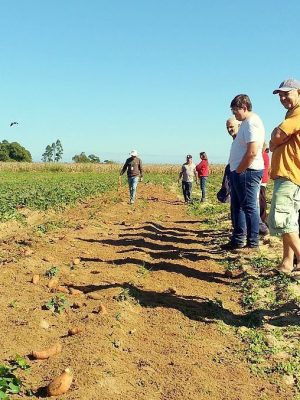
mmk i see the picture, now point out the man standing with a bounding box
[217,118,240,215]
[268,79,300,275]
[178,155,198,203]
[225,94,265,250]
[226,117,240,140]
[120,150,143,205]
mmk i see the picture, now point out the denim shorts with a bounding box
[268,178,300,236]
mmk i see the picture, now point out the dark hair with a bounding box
[200,152,208,160]
[230,94,252,111]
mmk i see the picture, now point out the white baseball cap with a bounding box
[130,150,138,157]
[273,78,300,94]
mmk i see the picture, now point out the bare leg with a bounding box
[280,232,300,272]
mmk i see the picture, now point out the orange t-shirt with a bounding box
[270,105,300,185]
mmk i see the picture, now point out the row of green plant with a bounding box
[0,170,182,222]
[0,171,120,221]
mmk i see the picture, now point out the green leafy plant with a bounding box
[44,294,68,313]
[137,263,150,278]
[45,266,59,278]
[0,356,30,399]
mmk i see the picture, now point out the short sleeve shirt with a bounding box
[229,113,265,171]
[181,163,196,182]
[270,105,300,185]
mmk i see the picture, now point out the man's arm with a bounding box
[139,159,143,181]
[194,167,198,183]
[236,142,259,174]
[120,160,128,176]
[178,170,183,183]
[269,127,290,152]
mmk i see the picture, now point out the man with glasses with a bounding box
[268,79,300,276]
[223,94,265,250]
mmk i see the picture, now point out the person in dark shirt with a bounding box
[120,150,143,204]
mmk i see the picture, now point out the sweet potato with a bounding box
[32,274,40,284]
[87,292,101,300]
[48,278,59,289]
[69,288,83,296]
[97,303,108,315]
[47,368,73,396]
[31,342,62,360]
[55,285,70,294]
[68,327,84,336]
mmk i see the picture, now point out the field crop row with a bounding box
[0,172,119,222]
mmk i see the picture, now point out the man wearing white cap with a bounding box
[268,79,300,276]
[120,150,143,204]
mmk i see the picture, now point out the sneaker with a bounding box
[247,243,260,249]
[220,242,246,251]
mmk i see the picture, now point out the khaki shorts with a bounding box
[268,178,300,236]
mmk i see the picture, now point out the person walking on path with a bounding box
[120,150,143,204]
[268,78,300,276]
[196,152,209,202]
[223,94,265,250]
[178,155,198,204]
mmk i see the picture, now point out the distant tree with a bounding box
[72,152,90,163]
[88,154,101,163]
[42,145,53,162]
[42,140,63,162]
[0,140,32,162]
[103,160,117,164]
[0,143,10,161]
[55,140,63,162]
[72,152,101,163]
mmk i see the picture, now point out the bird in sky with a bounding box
[10,122,18,127]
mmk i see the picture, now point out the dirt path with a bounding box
[0,183,291,399]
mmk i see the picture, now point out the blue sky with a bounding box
[0,0,299,163]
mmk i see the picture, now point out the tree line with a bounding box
[0,139,107,163]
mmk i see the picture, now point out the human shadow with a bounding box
[116,247,221,263]
[80,256,234,285]
[77,237,204,253]
[118,232,202,245]
[147,197,184,206]
[71,281,300,328]
[120,224,198,237]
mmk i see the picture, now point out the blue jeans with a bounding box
[230,169,263,247]
[200,177,207,200]
[182,181,192,202]
[128,176,139,203]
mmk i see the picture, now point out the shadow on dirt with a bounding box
[80,256,235,285]
[70,282,300,328]
[146,197,184,206]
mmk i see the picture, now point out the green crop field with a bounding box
[0,163,226,223]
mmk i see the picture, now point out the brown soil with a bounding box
[0,184,292,399]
